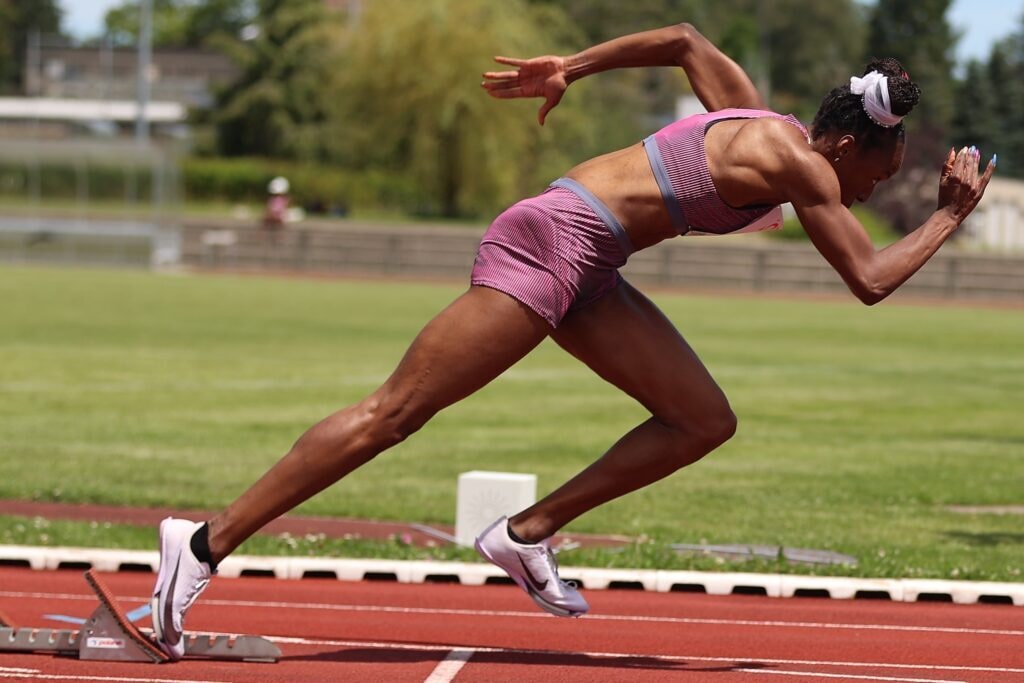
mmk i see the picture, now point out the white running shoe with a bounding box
[151,518,213,660]
[474,516,588,618]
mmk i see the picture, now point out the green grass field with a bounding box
[1,265,1022,580]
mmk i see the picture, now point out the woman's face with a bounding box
[835,137,905,207]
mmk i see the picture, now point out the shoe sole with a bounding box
[474,538,585,618]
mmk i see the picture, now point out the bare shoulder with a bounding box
[746,119,839,206]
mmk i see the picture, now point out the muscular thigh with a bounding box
[376,285,551,419]
[550,280,729,425]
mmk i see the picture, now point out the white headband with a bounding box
[850,71,903,128]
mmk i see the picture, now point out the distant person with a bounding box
[151,22,993,659]
[263,176,290,243]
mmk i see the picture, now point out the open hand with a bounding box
[938,146,996,224]
[481,55,568,126]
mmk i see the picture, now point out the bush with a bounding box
[182,157,421,215]
[0,155,422,217]
[0,162,159,203]
[771,205,900,245]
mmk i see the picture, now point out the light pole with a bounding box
[135,0,153,145]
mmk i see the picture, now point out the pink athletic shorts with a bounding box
[471,178,634,328]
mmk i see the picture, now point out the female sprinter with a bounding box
[151,22,994,657]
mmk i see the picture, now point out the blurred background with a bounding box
[1,0,1024,288]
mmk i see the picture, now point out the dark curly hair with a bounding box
[810,58,921,150]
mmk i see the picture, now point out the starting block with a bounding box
[0,570,280,663]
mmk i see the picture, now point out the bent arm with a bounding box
[794,199,958,305]
[788,149,993,305]
[565,23,766,111]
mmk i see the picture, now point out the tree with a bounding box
[950,13,1024,179]
[983,25,1024,178]
[760,0,868,120]
[105,0,182,46]
[865,0,959,233]
[211,0,338,161]
[328,0,597,218]
[104,0,255,48]
[951,61,999,172]
[867,0,957,130]
[526,0,870,140]
[330,0,868,218]
[0,0,62,94]
[181,0,256,46]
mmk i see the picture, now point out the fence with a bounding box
[0,217,180,267]
[180,220,1024,303]
[0,138,181,268]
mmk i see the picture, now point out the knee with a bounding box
[660,401,737,465]
[695,406,737,450]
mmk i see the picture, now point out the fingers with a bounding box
[940,147,955,180]
[954,146,969,177]
[537,91,563,126]
[950,146,987,193]
[482,70,519,80]
[481,78,524,98]
[482,79,522,92]
[484,86,524,99]
[493,56,526,67]
[952,146,974,184]
[977,156,996,197]
[944,145,997,219]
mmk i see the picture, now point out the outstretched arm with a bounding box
[482,23,765,125]
[788,148,995,305]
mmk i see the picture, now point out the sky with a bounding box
[58,0,1024,66]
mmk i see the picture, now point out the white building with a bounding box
[964,176,1024,252]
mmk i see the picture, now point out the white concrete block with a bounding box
[779,575,857,599]
[216,555,289,579]
[333,558,385,582]
[777,576,903,601]
[654,570,719,593]
[717,572,783,598]
[454,563,506,586]
[0,545,50,570]
[455,471,536,547]
[901,579,973,604]
[575,567,659,591]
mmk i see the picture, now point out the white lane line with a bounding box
[734,671,964,683]
[423,649,475,683]
[0,670,39,675]
[265,635,1024,676]
[0,591,91,601]
[4,590,1022,639]
[190,597,1024,639]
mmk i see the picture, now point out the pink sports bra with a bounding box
[643,108,808,236]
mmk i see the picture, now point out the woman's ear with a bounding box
[834,134,857,160]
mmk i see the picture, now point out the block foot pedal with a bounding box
[0,570,280,663]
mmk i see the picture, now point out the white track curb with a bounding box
[1,544,1021,606]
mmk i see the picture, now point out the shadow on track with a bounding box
[287,642,773,674]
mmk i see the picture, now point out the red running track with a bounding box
[0,567,1021,682]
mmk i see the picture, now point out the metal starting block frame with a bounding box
[0,570,280,663]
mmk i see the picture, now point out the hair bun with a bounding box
[864,57,920,116]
